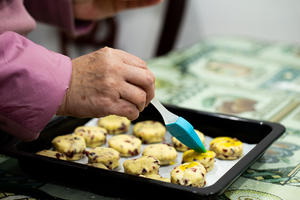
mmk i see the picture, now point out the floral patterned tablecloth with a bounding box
[1,37,300,200]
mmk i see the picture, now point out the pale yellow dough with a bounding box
[36,149,67,160]
[74,126,107,148]
[108,134,142,157]
[52,134,86,161]
[88,162,108,170]
[87,147,120,169]
[171,162,206,187]
[210,137,243,160]
[123,156,160,176]
[98,115,130,134]
[172,129,205,152]
[133,120,166,144]
[142,144,177,165]
[182,150,216,172]
[140,174,170,182]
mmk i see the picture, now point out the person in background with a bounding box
[0,0,162,141]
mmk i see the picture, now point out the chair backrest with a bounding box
[59,0,187,58]
[155,0,187,57]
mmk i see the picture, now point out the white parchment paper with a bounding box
[73,118,256,187]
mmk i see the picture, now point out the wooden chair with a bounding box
[59,0,187,57]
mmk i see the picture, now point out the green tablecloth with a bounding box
[1,37,300,199]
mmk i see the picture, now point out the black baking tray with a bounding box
[0,104,285,199]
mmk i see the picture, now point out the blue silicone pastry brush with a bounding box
[151,98,206,153]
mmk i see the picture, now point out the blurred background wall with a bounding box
[27,0,300,60]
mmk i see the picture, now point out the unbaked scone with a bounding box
[98,115,130,134]
[210,137,243,160]
[140,174,170,182]
[108,134,142,157]
[133,121,166,144]
[172,129,205,152]
[88,162,108,170]
[87,147,120,169]
[142,144,177,165]
[36,150,67,160]
[171,162,206,187]
[74,126,107,148]
[182,150,216,172]
[123,156,160,176]
[52,134,86,161]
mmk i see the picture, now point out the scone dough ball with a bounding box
[52,134,86,161]
[210,137,243,160]
[36,150,67,160]
[140,174,170,182]
[142,144,177,165]
[123,156,160,176]
[88,162,108,170]
[133,120,166,143]
[98,115,130,134]
[172,129,205,152]
[108,134,142,157]
[74,126,107,148]
[87,147,120,169]
[182,150,216,172]
[171,162,206,187]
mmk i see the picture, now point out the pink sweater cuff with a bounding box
[0,31,72,141]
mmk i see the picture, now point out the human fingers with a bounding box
[119,82,147,112]
[122,63,155,106]
[58,47,153,121]
[113,48,147,69]
[110,98,140,120]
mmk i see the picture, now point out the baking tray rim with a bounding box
[0,105,286,197]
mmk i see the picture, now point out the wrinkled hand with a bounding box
[73,0,163,20]
[57,47,155,120]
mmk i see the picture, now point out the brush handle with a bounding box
[151,98,178,124]
[151,98,206,152]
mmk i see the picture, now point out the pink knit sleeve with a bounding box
[0,31,72,141]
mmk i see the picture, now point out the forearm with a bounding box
[0,31,72,141]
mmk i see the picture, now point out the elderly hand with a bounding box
[56,47,155,120]
[73,0,163,20]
